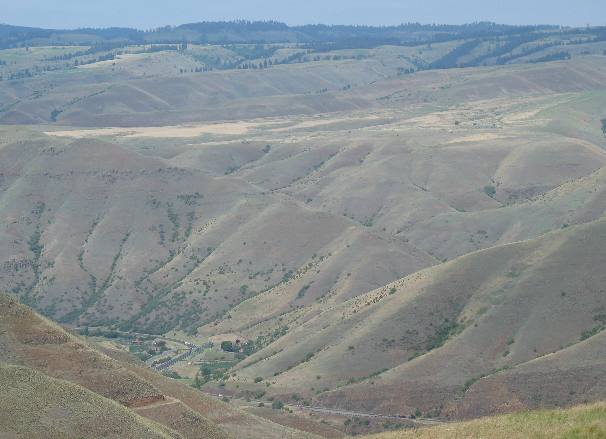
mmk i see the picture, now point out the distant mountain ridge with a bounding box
[0,21,568,49]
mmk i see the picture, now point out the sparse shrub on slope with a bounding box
[484,185,497,198]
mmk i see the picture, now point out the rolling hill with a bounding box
[308,218,606,418]
[1,58,605,337]
[1,22,606,435]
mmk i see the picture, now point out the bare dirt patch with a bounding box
[46,121,254,138]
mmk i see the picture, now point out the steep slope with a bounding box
[0,292,164,406]
[223,218,606,419]
[452,330,606,419]
[0,363,181,439]
[0,292,319,439]
[0,292,228,438]
[0,128,432,334]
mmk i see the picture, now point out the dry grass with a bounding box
[0,363,181,439]
[1,293,317,439]
[362,403,606,439]
[46,121,254,138]
[2,56,606,433]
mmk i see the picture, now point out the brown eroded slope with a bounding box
[0,292,320,439]
[0,363,181,439]
[0,292,164,407]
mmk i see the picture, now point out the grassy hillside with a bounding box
[1,59,605,337]
[0,292,320,439]
[0,291,164,406]
[0,126,432,334]
[1,33,606,432]
[2,46,606,127]
[223,218,606,418]
[361,403,606,439]
[0,363,181,439]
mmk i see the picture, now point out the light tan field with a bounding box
[46,121,255,138]
[78,52,152,69]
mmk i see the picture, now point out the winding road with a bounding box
[206,392,443,426]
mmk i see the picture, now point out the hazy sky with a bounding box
[2,0,604,29]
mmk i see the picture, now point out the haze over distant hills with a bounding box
[1,16,606,439]
[3,0,605,28]
[0,20,592,48]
